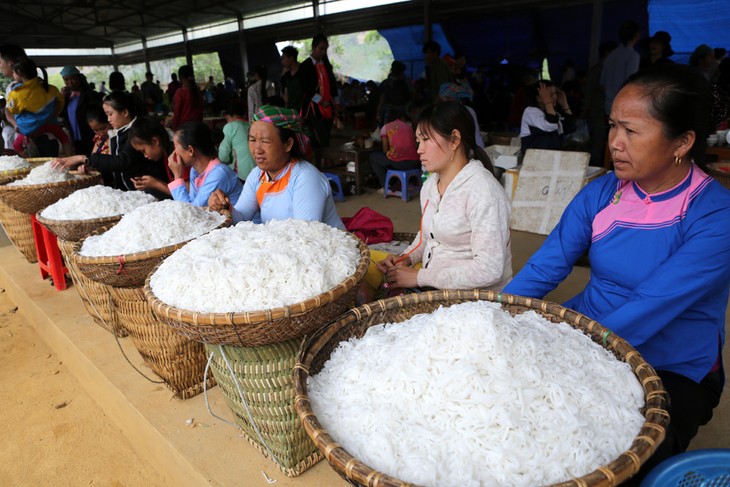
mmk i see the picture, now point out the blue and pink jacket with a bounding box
[169,159,243,207]
[505,165,730,383]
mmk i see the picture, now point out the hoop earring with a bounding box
[450,149,456,162]
[674,155,682,167]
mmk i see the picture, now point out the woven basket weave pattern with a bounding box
[294,290,670,487]
[0,199,37,263]
[0,171,103,215]
[206,340,322,477]
[108,286,213,399]
[37,213,122,243]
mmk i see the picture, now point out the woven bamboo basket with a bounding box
[145,236,370,347]
[705,162,730,190]
[58,239,123,337]
[36,213,122,243]
[294,290,670,487]
[206,339,323,477]
[0,170,103,215]
[108,285,213,399]
[0,171,37,263]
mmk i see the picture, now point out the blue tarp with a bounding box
[379,23,453,81]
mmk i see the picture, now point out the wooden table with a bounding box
[319,142,376,195]
[706,145,730,162]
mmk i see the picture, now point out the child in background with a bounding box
[218,101,255,182]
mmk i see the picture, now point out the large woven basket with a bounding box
[108,285,213,399]
[206,340,323,477]
[0,172,37,263]
[36,213,122,243]
[145,237,370,347]
[72,220,227,288]
[294,290,670,487]
[59,239,123,337]
[0,170,103,215]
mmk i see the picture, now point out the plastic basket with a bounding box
[640,449,730,487]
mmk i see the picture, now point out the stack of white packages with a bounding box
[308,301,645,487]
[150,219,360,313]
[40,186,156,220]
[79,200,226,256]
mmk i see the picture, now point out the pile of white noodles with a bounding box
[308,301,645,487]
[6,161,77,186]
[150,219,360,313]
[40,186,156,220]
[79,200,225,256]
[0,155,31,172]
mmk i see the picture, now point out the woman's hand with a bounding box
[208,189,230,212]
[167,152,183,180]
[386,265,419,289]
[131,175,166,193]
[50,155,85,170]
[538,82,555,113]
[556,89,570,112]
[376,253,411,274]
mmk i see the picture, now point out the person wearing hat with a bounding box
[690,44,716,81]
[640,31,675,70]
[60,65,101,155]
[438,81,485,148]
[207,105,344,229]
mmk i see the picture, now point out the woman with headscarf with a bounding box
[208,105,343,228]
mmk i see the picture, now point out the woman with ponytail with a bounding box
[6,58,72,156]
[360,101,512,301]
[171,65,203,130]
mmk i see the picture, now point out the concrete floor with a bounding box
[0,189,726,486]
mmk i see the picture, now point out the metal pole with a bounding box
[111,46,119,72]
[237,14,249,86]
[424,0,432,43]
[182,28,193,67]
[142,37,151,73]
[588,0,603,66]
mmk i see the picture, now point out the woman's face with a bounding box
[248,121,293,174]
[608,85,690,190]
[131,136,165,161]
[172,134,195,167]
[416,123,452,174]
[103,103,132,129]
[537,85,558,110]
[0,57,12,77]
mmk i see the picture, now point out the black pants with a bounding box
[623,367,723,486]
[368,151,421,188]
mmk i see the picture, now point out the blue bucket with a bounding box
[641,449,730,487]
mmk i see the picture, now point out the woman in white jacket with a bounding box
[365,101,512,296]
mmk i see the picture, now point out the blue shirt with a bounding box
[169,159,243,207]
[505,166,730,383]
[231,160,344,229]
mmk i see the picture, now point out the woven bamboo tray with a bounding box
[706,162,730,190]
[0,172,37,263]
[0,170,103,215]
[206,340,323,477]
[108,285,213,399]
[145,236,370,347]
[59,239,123,337]
[36,212,122,243]
[294,290,670,487]
[72,219,228,288]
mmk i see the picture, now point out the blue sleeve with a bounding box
[231,169,260,223]
[505,178,613,298]
[170,180,194,204]
[598,203,730,347]
[289,165,330,222]
[188,166,233,207]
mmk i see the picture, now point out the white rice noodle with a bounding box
[79,200,225,256]
[6,161,76,186]
[150,219,360,313]
[0,155,31,172]
[308,301,645,487]
[40,185,157,220]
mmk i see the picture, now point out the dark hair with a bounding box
[178,65,201,108]
[416,101,495,175]
[145,71,153,77]
[390,61,406,76]
[599,41,618,59]
[271,125,303,159]
[265,95,286,107]
[311,33,328,50]
[623,64,713,163]
[422,41,441,54]
[224,101,246,118]
[175,121,217,158]
[13,59,50,92]
[281,46,298,59]
[86,103,109,124]
[714,47,727,60]
[129,115,172,150]
[525,80,555,107]
[171,73,178,81]
[0,44,26,63]
[103,90,139,118]
[109,71,125,91]
[619,20,640,45]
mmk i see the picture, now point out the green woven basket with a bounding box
[205,339,323,477]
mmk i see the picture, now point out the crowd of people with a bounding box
[1,28,729,484]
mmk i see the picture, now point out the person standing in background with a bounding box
[583,41,617,166]
[280,46,304,113]
[247,65,267,118]
[171,65,203,131]
[60,65,101,155]
[166,73,181,108]
[300,33,338,153]
[218,101,255,182]
[423,41,453,102]
[600,20,640,116]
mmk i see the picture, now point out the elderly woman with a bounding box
[505,64,730,482]
[364,101,512,300]
[208,105,343,228]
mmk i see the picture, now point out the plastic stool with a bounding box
[31,214,69,291]
[641,449,730,486]
[384,168,422,202]
[323,172,346,202]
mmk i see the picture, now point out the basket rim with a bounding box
[144,233,370,325]
[0,169,102,191]
[0,168,31,186]
[35,211,123,228]
[293,289,670,487]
